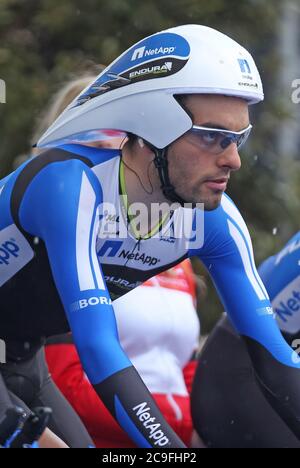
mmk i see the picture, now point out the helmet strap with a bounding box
[152,146,186,207]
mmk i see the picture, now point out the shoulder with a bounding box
[18,148,103,236]
[274,231,300,266]
[20,147,102,197]
[259,231,300,283]
[193,194,252,258]
[204,193,250,239]
[28,146,94,176]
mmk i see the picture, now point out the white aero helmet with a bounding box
[37,24,264,149]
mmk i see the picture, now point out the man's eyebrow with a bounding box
[195,122,230,130]
[195,122,251,132]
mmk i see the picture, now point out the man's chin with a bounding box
[193,192,223,211]
[174,188,223,210]
[204,199,222,211]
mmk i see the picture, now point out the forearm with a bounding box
[93,366,186,448]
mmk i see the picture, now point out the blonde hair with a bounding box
[32,75,97,148]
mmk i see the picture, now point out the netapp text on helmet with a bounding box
[131,46,176,61]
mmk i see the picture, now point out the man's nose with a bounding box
[217,143,241,171]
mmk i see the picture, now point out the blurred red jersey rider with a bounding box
[45,260,200,447]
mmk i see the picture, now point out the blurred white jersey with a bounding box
[113,260,200,396]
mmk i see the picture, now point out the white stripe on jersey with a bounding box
[76,172,105,291]
[222,196,269,300]
[91,206,105,291]
[228,220,267,301]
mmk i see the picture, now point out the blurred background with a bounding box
[0,0,299,332]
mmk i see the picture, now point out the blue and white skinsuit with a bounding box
[0,144,299,447]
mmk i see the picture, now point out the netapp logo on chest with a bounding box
[97,240,161,267]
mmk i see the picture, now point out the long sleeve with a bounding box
[18,157,185,448]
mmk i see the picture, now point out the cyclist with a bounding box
[1,24,300,447]
[32,75,200,448]
[191,231,300,447]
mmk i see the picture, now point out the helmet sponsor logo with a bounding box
[131,46,176,61]
[237,58,259,88]
[238,81,259,89]
[129,62,173,79]
[238,58,251,74]
[72,33,190,107]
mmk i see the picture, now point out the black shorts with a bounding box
[0,346,93,448]
[191,315,300,448]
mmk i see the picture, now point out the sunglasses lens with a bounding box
[187,125,252,154]
[220,137,233,150]
[236,128,251,149]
